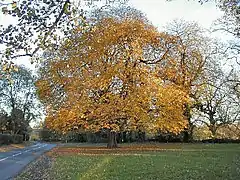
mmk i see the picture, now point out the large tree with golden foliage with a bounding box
[36,17,189,148]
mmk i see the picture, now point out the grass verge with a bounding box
[0,141,34,152]
[17,143,240,180]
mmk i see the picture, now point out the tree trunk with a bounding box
[183,103,193,142]
[209,124,217,138]
[209,114,217,139]
[107,131,118,148]
[122,131,127,143]
[137,130,146,142]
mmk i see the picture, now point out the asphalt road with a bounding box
[0,142,56,180]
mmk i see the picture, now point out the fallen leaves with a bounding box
[47,144,185,156]
[14,155,53,180]
[0,143,27,152]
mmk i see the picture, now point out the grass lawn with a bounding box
[45,143,240,180]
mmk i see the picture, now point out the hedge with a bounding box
[0,134,23,145]
[201,138,240,143]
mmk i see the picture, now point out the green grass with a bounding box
[48,143,240,180]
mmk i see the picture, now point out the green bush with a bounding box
[13,134,24,144]
[0,134,23,145]
[0,134,11,145]
[40,129,62,142]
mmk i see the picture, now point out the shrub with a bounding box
[202,138,240,143]
[0,134,23,145]
[0,134,12,145]
[13,134,24,144]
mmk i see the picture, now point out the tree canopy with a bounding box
[0,0,128,72]
[36,17,190,147]
[0,65,41,135]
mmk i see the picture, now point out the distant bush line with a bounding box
[0,134,28,145]
[38,129,240,144]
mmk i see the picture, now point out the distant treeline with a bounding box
[37,127,240,144]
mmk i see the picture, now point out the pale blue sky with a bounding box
[0,0,231,126]
[0,0,225,69]
[129,0,223,30]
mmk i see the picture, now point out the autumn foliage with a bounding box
[36,18,189,148]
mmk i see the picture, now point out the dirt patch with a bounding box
[14,154,54,180]
[48,144,184,156]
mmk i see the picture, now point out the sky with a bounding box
[0,0,225,70]
[129,0,223,30]
[0,0,229,126]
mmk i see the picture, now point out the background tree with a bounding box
[90,5,149,22]
[0,65,41,136]
[216,123,240,139]
[167,0,239,64]
[194,63,240,137]
[214,0,239,38]
[0,109,8,133]
[160,19,215,141]
[212,0,240,71]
